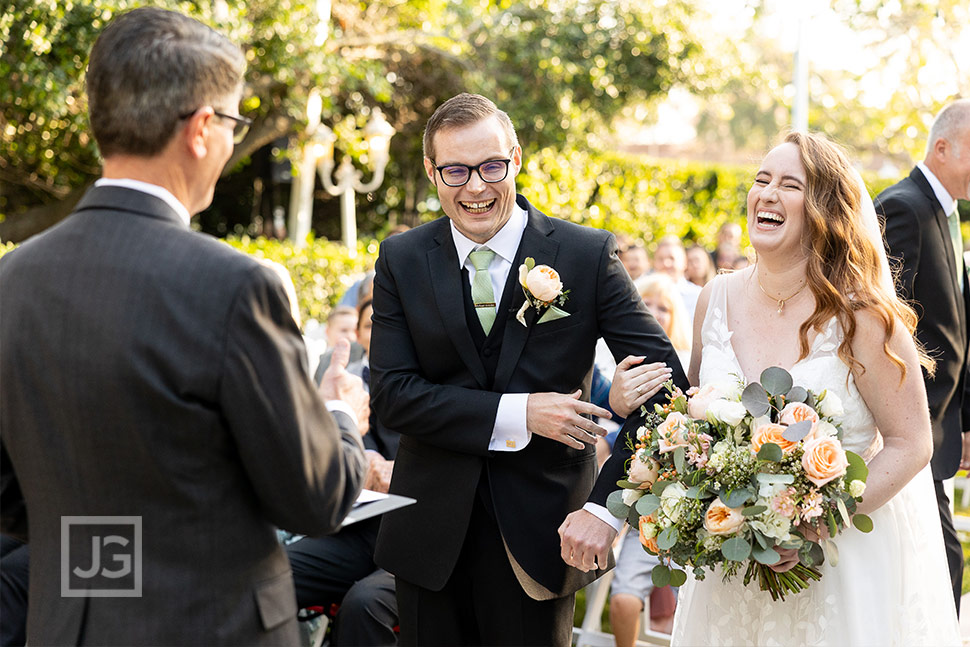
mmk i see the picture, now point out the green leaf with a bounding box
[606,490,630,520]
[635,493,661,517]
[720,488,753,509]
[742,382,770,417]
[844,451,869,485]
[786,386,808,403]
[836,497,851,526]
[673,446,686,474]
[742,504,767,516]
[799,540,824,567]
[627,506,640,528]
[524,257,535,270]
[852,513,874,533]
[669,568,688,587]
[752,528,770,550]
[821,537,840,567]
[721,536,752,562]
[760,366,793,396]
[651,480,673,496]
[657,526,679,550]
[781,420,812,442]
[757,442,783,462]
[752,545,781,565]
[651,564,671,588]
[826,510,838,538]
[616,479,637,489]
[685,484,710,499]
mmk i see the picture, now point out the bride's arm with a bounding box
[686,281,713,387]
[850,309,934,515]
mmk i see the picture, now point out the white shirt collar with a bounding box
[94,178,192,227]
[917,162,958,216]
[450,203,528,268]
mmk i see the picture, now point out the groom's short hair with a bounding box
[422,93,519,161]
[927,99,970,155]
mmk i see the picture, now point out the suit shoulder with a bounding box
[875,178,930,220]
[379,217,445,256]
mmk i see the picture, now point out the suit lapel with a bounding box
[493,200,559,393]
[427,224,489,389]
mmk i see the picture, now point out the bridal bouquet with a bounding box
[608,367,872,601]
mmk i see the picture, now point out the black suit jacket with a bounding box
[0,186,366,646]
[369,195,687,598]
[877,167,970,480]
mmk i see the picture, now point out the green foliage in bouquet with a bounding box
[608,367,872,601]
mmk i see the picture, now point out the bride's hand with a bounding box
[608,356,672,417]
[768,547,800,573]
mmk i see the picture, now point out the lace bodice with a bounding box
[698,274,882,460]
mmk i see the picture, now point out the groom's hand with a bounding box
[527,390,611,449]
[558,509,616,573]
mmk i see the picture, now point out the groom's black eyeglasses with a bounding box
[179,108,252,144]
[431,148,516,187]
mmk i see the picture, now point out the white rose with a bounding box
[848,479,866,498]
[524,265,563,302]
[636,425,650,442]
[688,382,731,419]
[749,510,792,541]
[622,488,644,506]
[818,390,845,418]
[706,399,747,427]
[659,482,688,523]
[806,420,839,441]
[518,263,530,286]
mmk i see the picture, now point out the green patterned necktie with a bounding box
[948,208,964,290]
[468,247,497,334]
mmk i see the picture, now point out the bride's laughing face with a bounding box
[747,142,807,258]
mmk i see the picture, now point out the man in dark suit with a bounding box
[876,98,970,614]
[0,8,367,645]
[369,93,688,645]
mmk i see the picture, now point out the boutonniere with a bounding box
[515,257,571,327]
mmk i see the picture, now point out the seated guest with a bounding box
[711,221,742,271]
[685,243,715,287]
[635,274,691,368]
[616,234,650,281]
[651,235,702,322]
[314,305,364,382]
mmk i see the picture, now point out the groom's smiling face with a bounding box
[747,142,807,257]
[425,115,522,244]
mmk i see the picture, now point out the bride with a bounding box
[612,132,960,645]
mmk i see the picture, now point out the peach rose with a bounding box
[656,411,690,453]
[628,456,661,488]
[687,383,721,419]
[639,514,659,553]
[778,402,819,426]
[523,265,563,302]
[801,435,849,487]
[703,499,746,536]
[750,422,799,455]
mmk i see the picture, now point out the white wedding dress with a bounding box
[670,274,962,646]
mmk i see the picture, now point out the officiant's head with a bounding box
[423,94,523,244]
[86,7,247,214]
[924,99,970,202]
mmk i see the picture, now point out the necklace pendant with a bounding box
[777,300,785,314]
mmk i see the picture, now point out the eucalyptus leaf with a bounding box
[760,366,793,396]
[635,493,661,517]
[657,526,679,550]
[616,479,638,489]
[742,504,768,516]
[773,395,786,410]
[627,506,640,528]
[685,484,710,499]
[651,564,671,588]
[781,419,813,442]
[606,490,630,520]
[799,541,824,567]
[652,480,673,497]
[836,497,851,526]
[853,513,874,533]
[721,536,752,562]
[669,568,688,587]
[786,386,808,403]
[844,451,869,485]
[826,510,838,538]
[752,545,781,565]
[752,529,770,550]
[720,488,753,509]
[757,442,783,462]
[821,537,840,567]
[524,257,536,270]
[756,473,795,485]
[674,446,686,475]
[742,383,771,417]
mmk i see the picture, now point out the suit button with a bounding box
[483,348,494,357]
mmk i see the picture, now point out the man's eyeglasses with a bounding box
[179,108,252,144]
[431,148,516,187]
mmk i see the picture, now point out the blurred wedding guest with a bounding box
[0,8,366,646]
[616,234,650,281]
[337,226,410,308]
[685,243,715,287]
[636,274,691,367]
[652,234,702,322]
[876,98,970,614]
[711,220,742,270]
[313,305,365,383]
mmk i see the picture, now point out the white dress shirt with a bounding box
[94,178,192,227]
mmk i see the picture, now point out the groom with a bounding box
[877,98,970,613]
[369,93,688,645]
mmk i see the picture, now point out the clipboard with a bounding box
[341,489,416,527]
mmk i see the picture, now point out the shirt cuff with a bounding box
[583,502,624,533]
[325,400,358,429]
[488,393,531,451]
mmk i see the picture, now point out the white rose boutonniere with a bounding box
[515,257,570,326]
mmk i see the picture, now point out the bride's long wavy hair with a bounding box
[784,131,933,378]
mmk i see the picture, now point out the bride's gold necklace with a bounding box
[756,272,806,314]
